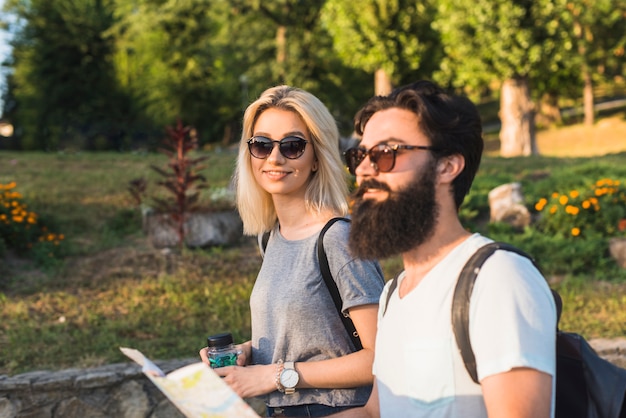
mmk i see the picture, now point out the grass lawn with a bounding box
[0,115,625,375]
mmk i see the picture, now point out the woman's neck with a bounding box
[274,203,337,241]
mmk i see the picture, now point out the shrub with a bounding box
[486,223,624,279]
[0,181,65,261]
[533,178,626,239]
[129,120,210,248]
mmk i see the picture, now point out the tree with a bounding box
[226,0,373,135]
[4,0,125,150]
[559,0,626,125]
[321,0,441,96]
[108,0,242,146]
[435,0,566,157]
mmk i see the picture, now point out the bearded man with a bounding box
[328,80,556,418]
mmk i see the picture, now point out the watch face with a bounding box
[280,369,299,388]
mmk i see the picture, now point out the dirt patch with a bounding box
[2,235,262,295]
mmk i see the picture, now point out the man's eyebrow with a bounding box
[378,137,411,144]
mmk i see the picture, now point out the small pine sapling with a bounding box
[150,120,209,248]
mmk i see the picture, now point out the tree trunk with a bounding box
[375,69,392,96]
[583,68,595,126]
[276,25,286,83]
[499,78,537,157]
[536,92,562,127]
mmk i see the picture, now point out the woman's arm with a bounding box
[210,304,379,398]
[295,303,378,389]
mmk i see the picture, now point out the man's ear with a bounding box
[437,154,465,184]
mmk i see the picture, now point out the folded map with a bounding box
[120,347,260,418]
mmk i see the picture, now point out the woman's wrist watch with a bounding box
[279,361,299,395]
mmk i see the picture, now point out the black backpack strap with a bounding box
[452,241,538,384]
[317,217,363,351]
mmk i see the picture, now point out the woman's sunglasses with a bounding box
[343,143,437,175]
[247,136,309,160]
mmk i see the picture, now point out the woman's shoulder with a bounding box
[320,217,351,241]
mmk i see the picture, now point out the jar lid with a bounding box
[207,332,233,348]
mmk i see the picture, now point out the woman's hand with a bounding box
[199,340,252,367]
[235,341,252,366]
[199,346,209,366]
[214,363,278,398]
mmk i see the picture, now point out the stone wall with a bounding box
[1,338,625,418]
[0,358,265,418]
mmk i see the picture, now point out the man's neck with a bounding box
[398,219,471,298]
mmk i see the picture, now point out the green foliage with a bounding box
[4,0,128,150]
[0,181,65,266]
[0,253,256,374]
[552,277,626,337]
[486,224,625,280]
[463,154,626,280]
[321,0,441,86]
[434,0,571,92]
[226,0,373,134]
[2,0,623,151]
[108,0,242,145]
[533,178,626,239]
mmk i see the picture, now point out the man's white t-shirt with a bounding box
[373,234,556,418]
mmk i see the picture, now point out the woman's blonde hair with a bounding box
[234,85,349,235]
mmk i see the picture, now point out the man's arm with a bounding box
[481,367,553,418]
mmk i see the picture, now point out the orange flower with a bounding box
[619,219,626,232]
[571,227,581,237]
[535,198,548,211]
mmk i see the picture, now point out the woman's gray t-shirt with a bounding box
[250,219,384,408]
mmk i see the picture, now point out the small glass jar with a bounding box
[207,332,239,368]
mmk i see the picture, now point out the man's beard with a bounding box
[348,162,439,260]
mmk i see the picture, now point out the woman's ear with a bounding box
[437,154,465,184]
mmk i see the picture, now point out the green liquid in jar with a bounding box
[209,352,238,368]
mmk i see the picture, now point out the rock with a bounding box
[143,210,243,249]
[608,237,626,268]
[488,182,531,230]
[184,210,243,248]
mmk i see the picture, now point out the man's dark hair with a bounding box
[354,80,483,209]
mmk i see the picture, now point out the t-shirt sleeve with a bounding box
[322,221,386,313]
[470,251,557,381]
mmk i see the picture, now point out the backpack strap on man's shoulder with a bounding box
[452,241,538,384]
[318,217,363,350]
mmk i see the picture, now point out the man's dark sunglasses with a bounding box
[247,136,309,159]
[343,143,437,175]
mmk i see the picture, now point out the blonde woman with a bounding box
[200,85,384,417]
